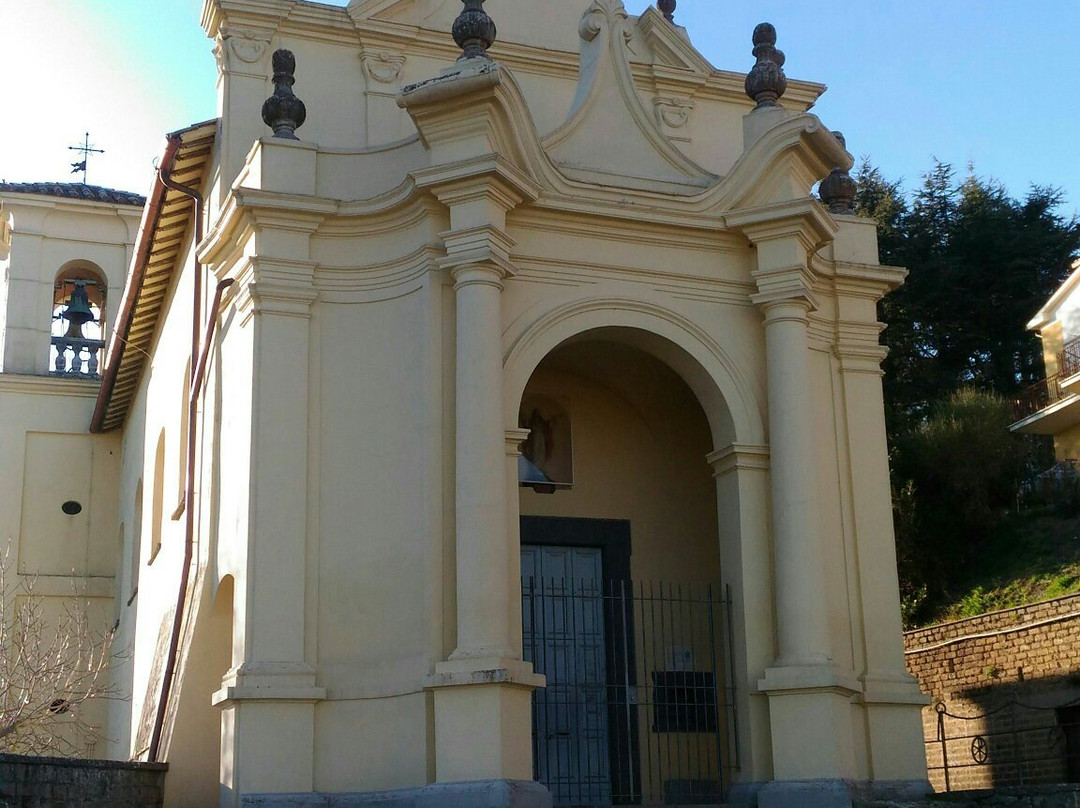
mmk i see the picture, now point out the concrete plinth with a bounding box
[239,779,552,808]
[757,779,854,808]
[754,778,933,808]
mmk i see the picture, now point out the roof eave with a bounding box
[90,119,219,433]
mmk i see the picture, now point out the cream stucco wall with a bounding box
[0,192,139,375]
[0,376,119,756]
[0,187,139,758]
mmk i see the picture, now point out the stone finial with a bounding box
[261,49,307,139]
[819,131,857,215]
[744,23,787,109]
[452,0,497,61]
[658,0,676,23]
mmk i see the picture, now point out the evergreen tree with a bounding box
[854,160,1080,624]
[857,160,1080,427]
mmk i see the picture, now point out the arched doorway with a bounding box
[515,333,736,805]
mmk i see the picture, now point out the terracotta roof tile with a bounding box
[0,181,145,207]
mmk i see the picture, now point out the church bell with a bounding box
[59,281,97,339]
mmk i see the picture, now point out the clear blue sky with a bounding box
[3,1,1078,216]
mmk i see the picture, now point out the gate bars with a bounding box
[522,578,738,805]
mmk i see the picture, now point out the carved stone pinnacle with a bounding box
[744,22,788,109]
[452,0,497,61]
[658,0,676,23]
[819,131,857,215]
[261,49,307,139]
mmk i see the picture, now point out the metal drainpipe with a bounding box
[146,275,234,762]
[146,159,214,763]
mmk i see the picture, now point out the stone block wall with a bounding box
[0,753,167,807]
[904,594,1080,792]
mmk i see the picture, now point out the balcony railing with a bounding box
[50,335,106,378]
[1012,375,1063,421]
[1012,336,1080,422]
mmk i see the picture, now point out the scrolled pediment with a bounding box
[541,0,716,195]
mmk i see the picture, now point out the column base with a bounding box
[759,664,861,781]
[427,659,544,783]
[239,780,552,808]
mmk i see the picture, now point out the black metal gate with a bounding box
[522,576,737,806]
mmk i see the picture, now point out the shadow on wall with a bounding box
[926,673,1080,792]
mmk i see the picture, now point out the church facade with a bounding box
[1,1,929,806]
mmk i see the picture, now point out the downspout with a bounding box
[147,275,234,762]
[146,156,215,763]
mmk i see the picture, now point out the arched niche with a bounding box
[503,298,764,450]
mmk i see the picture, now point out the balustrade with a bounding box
[50,335,105,377]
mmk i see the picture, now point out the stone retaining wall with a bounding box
[904,594,1080,791]
[0,753,167,808]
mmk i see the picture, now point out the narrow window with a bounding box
[129,480,143,605]
[150,432,165,564]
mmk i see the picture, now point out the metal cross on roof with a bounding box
[68,132,104,185]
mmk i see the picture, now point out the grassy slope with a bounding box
[924,510,1080,626]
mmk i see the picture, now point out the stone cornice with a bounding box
[0,373,101,398]
[314,244,439,303]
[833,261,908,300]
[200,187,334,265]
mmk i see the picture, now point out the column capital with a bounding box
[725,198,837,254]
[833,322,889,375]
[505,427,530,455]
[750,265,818,313]
[440,224,517,280]
[707,443,770,477]
[417,159,537,235]
[236,257,318,319]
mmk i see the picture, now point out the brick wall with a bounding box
[904,594,1080,792]
[0,753,167,807]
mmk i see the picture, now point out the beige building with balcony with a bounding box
[1,1,929,806]
[1011,260,1080,459]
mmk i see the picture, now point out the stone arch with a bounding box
[504,296,773,786]
[161,573,234,806]
[503,296,764,450]
[51,260,108,374]
[53,260,108,329]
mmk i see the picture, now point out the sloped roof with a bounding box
[0,181,146,207]
[91,120,219,433]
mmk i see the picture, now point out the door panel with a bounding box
[523,544,612,805]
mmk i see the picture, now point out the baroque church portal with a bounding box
[0,0,930,806]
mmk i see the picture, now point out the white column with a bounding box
[423,179,543,786]
[758,298,830,666]
[450,263,514,660]
[730,202,865,791]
